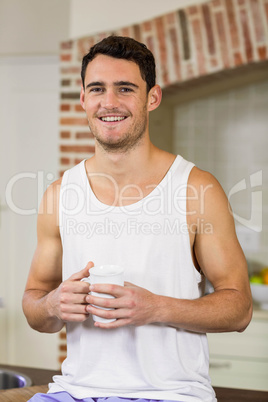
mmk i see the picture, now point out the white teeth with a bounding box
[101,116,126,122]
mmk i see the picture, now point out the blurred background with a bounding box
[0,0,267,392]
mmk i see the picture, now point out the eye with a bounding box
[89,87,103,93]
[119,87,133,93]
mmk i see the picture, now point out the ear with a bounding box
[80,84,86,110]
[147,85,162,112]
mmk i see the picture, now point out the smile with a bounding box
[99,116,127,122]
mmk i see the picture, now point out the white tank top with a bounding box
[48,156,216,402]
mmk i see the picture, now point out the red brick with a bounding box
[202,4,216,55]
[212,0,222,6]
[121,27,130,37]
[166,13,176,24]
[97,32,108,41]
[60,131,71,139]
[265,4,268,26]
[257,46,267,60]
[239,8,253,62]
[238,0,246,4]
[76,132,94,139]
[61,41,73,50]
[146,36,155,55]
[169,28,182,81]
[133,24,141,42]
[61,67,81,75]
[74,104,84,112]
[60,104,70,112]
[155,17,169,85]
[59,344,67,352]
[61,92,80,100]
[233,51,243,66]
[60,54,72,62]
[191,19,207,75]
[186,63,195,79]
[215,11,231,68]
[75,158,89,165]
[77,37,94,60]
[60,145,95,153]
[59,331,66,339]
[61,79,71,86]
[250,0,265,43]
[210,57,218,68]
[188,6,198,15]
[225,0,240,49]
[142,20,152,32]
[60,118,88,126]
[60,158,70,165]
[58,356,66,364]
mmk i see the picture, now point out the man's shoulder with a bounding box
[187,166,229,219]
[188,166,221,191]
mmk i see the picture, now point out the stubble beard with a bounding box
[89,105,148,154]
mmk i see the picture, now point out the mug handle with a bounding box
[81,277,91,295]
[81,277,91,284]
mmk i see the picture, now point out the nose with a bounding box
[100,89,120,109]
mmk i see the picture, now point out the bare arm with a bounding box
[85,168,252,333]
[155,168,253,333]
[22,179,92,333]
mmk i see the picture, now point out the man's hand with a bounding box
[47,261,94,323]
[85,282,158,328]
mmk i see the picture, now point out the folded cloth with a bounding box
[28,394,178,402]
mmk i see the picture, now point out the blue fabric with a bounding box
[28,394,177,402]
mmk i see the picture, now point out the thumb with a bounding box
[70,261,94,281]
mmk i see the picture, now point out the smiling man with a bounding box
[81,54,154,152]
[23,36,252,402]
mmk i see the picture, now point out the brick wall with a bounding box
[57,0,268,367]
[59,0,268,175]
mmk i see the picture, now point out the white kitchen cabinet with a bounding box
[207,308,268,391]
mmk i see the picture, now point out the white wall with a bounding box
[0,0,208,54]
[69,0,207,39]
[0,0,70,368]
[0,56,60,368]
[0,0,70,55]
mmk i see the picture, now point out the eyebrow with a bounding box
[85,81,139,90]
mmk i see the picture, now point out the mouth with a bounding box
[98,115,128,123]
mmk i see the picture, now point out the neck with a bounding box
[85,140,175,207]
[90,137,158,186]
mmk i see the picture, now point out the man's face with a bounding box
[80,54,150,153]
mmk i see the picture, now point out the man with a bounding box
[23,36,252,402]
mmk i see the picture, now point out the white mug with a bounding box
[82,265,124,323]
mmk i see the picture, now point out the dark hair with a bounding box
[81,35,156,93]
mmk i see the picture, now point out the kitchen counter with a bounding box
[0,365,268,402]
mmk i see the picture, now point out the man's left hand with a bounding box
[85,282,158,328]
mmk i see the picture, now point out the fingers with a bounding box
[89,283,125,298]
[58,283,90,322]
[87,303,130,323]
[56,262,95,323]
[61,277,90,295]
[94,318,131,329]
[69,261,94,281]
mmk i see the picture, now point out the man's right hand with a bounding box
[47,262,94,323]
